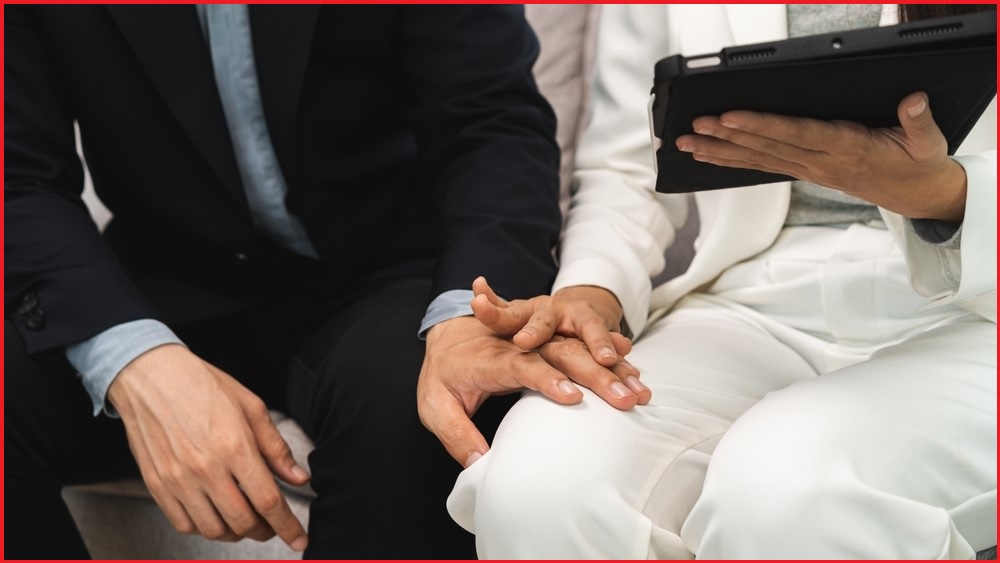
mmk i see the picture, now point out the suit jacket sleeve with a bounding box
[398,6,562,301]
[5,6,160,354]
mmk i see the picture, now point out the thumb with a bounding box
[898,92,944,158]
[246,404,311,485]
[423,397,490,468]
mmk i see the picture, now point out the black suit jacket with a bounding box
[5,5,561,353]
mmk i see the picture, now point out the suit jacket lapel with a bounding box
[248,5,321,187]
[105,5,246,208]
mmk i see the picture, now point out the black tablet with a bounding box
[650,10,997,193]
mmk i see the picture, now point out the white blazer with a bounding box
[554,4,997,337]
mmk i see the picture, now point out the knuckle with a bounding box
[200,522,229,540]
[259,433,291,458]
[510,350,539,371]
[253,489,284,514]
[787,130,809,148]
[230,514,257,536]
[745,149,767,166]
[143,473,166,494]
[214,434,246,457]
[550,341,578,365]
[162,462,193,487]
[244,396,270,419]
[174,521,197,535]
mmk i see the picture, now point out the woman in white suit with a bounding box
[447,4,996,559]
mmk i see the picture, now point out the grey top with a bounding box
[784,4,884,228]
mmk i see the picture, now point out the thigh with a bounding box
[685,318,997,558]
[4,320,137,485]
[5,320,139,559]
[452,304,818,559]
[285,278,503,559]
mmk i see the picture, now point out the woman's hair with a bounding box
[900,3,996,22]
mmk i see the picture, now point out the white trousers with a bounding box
[448,225,997,559]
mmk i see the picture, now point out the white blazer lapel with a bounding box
[648,5,793,317]
[725,4,788,46]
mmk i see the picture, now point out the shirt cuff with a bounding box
[418,289,475,339]
[909,218,963,249]
[65,319,185,417]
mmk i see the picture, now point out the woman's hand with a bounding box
[470,276,651,406]
[471,277,627,360]
[675,91,967,222]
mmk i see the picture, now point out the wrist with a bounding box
[929,159,967,223]
[426,315,490,346]
[107,343,186,412]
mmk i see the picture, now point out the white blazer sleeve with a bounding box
[552,5,685,338]
[882,99,997,323]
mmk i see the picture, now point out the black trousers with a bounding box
[5,277,513,559]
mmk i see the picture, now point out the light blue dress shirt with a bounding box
[66,5,472,416]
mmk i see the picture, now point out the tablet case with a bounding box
[650,11,997,193]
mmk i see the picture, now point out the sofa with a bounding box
[63,4,996,560]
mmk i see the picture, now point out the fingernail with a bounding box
[906,98,927,118]
[610,381,632,399]
[290,536,309,552]
[694,126,713,135]
[624,376,649,395]
[291,465,310,481]
[720,118,739,129]
[677,142,694,152]
[518,328,536,339]
[598,346,617,361]
[557,380,578,396]
[465,451,484,467]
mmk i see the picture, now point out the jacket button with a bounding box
[234,252,250,263]
[17,292,39,314]
[23,310,45,331]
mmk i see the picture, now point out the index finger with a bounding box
[575,314,622,367]
[232,459,308,551]
[708,110,839,151]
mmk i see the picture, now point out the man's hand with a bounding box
[675,91,968,222]
[107,344,310,551]
[418,315,643,468]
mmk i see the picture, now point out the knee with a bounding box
[700,387,857,503]
[685,387,931,558]
[459,394,654,558]
[471,447,631,558]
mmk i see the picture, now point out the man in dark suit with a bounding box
[4,5,566,558]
